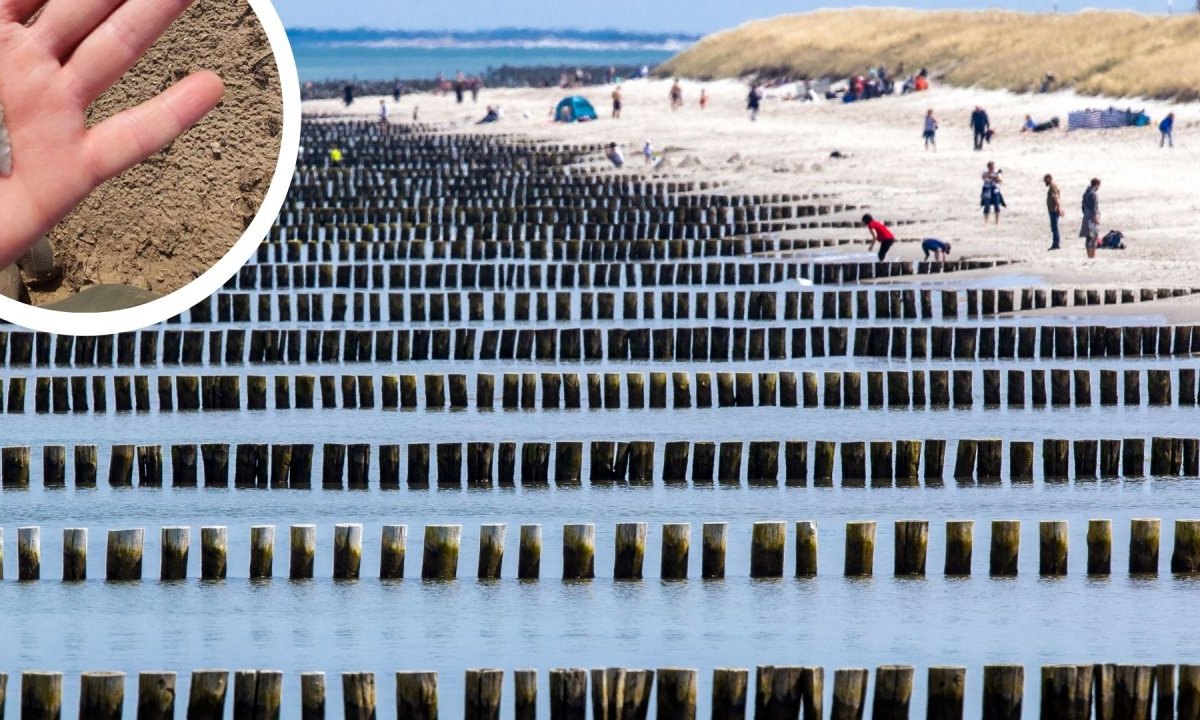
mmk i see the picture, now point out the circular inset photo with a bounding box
[0,0,300,334]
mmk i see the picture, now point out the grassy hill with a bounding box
[657,9,1200,100]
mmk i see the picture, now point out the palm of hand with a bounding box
[0,0,223,269]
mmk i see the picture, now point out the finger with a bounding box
[32,0,126,61]
[0,0,47,25]
[83,70,222,184]
[64,0,193,104]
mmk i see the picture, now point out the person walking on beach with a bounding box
[342,83,354,107]
[1081,178,1101,259]
[378,99,389,129]
[393,81,403,102]
[981,161,1004,224]
[970,106,990,150]
[863,214,896,261]
[669,79,683,111]
[1160,112,1175,148]
[747,84,763,121]
[921,238,951,261]
[454,71,466,104]
[699,89,709,109]
[611,85,623,119]
[923,109,938,150]
[1045,174,1064,250]
[642,140,654,165]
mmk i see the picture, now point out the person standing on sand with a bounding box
[393,81,403,102]
[1045,174,1064,250]
[981,161,1004,225]
[611,85,623,119]
[1160,112,1175,148]
[454,71,466,104]
[378,99,389,129]
[342,83,354,107]
[747,85,762,121]
[669,79,683,111]
[1081,178,1101,259]
[643,140,654,165]
[863,214,896,261]
[923,109,938,150]
[700,89,709,109]
[970,106,990,151]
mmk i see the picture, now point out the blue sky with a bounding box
[274,0,1172,33]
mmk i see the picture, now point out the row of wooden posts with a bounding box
[6,321,1196,369]
[7,661,1200,720]
[4,516,1199,581]
[249,231,868,264]
[218,255,1005,293]
[21,366,1200,414]
[195,284,1195,326]
[2,436,1197,489]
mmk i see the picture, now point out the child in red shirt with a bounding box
[863,214,896,261]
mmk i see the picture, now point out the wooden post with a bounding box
[21,671,62,720]
[661,523,690,580]
[477,524,505,579]
[702,522,728,579]
[342,672,376,720]
[300,672,325,720]
[657,668,697,720]
[945,521,974,576]
[1171,519,1200,572]
[1156,665,1175,720]
[831,668,868,720]
[754,666,803,720]
[549,669,587,720]
[711,669,748,720]
[562,524,595,579]
[59,527,86,581]
[160,526,189,581]
[417,525,460,580]
[137,672,176,720]
[465,669,502,720]
[792,521,817,577]
[201,526,228,580]
[1039,521,1068,576]
[514,670,537,720]
[18,526,40,580]
[1040,665,1093,719]
[982,665,1023,720]
[519,525,541,580]
[1113,665,1153,720]
[233,670,282,720]
[750,521,785,577]
[187,670,229,720]
[1087,519,1112,575]
[106,528,143,580]
[333,524,363,579]
[614,522,647,579]
[927,667,965,720]
[250,525,274,579]
[380,525,407,580]
[79,671,125,720]
[290,524,317,579]
[872,665,914,720]
[894,520,928,576]
[844,521,876,576]
[989,520,1020,576]
[1130,518,1160,574]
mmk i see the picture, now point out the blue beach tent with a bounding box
[554,96,598,123]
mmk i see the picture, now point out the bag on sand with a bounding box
[1101,230,1126,249]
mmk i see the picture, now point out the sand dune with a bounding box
[307,76,1200,315]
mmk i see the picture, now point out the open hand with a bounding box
[0,0,224,268]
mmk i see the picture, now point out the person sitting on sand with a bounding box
[914,69,929,92]
[605,143,625,168]
[477,106,500,125]
[922,238,951,261]
[612,85,623,119]
[863,214,896,261]
[923,110,939,151]
[981,161,1004,224]
[1020,115,1037,132]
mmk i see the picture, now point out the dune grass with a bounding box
[657,9,1200,100]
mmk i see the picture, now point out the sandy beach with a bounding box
[306,78,1200,315]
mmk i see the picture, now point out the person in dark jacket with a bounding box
[970,106,990,150]
[1080,178,1101,259]
[1160,112,1175,148]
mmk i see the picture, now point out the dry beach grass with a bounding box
[659,9,1200,100]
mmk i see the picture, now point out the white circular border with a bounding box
[0,0,302,336]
